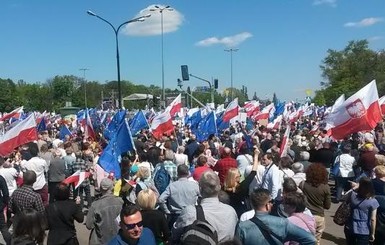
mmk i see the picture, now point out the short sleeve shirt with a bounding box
[350,192,379,235]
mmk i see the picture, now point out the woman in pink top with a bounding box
[283,192,316,245]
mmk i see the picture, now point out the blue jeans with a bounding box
[345,227,370,245]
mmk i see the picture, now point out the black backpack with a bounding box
[180,205,218,245]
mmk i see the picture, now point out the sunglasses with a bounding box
[123,221,143,230]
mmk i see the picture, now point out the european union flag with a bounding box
[188,109,202,132]
[37,117,46,132]
[98,118,135,179]
[129,110,149,136]
[216,111,229,133]
[104,110,126,140]
[59,125,71,140]
[195,111,217,142]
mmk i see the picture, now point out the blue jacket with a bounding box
[108,228,156,245]
[236,211,316,245]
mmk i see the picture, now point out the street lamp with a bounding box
[150,5,173,108]
[87,10,150,109]
[79,68,89,108]
[224,48,238,101]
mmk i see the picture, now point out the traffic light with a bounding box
[177,79,183,88]
[181,65,189,81]
[214,79,218,89]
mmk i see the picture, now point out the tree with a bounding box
[317,40,385,105]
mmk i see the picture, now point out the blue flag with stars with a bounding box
[216,111,229,133]
[98,118,135,179]
[195,111,217,142]
[59,125,72,140]
[37,117,47,132]
[104,110,126,140]
[129,110,149,136]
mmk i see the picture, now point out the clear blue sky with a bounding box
[1,0,384,102]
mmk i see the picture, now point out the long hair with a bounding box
[13,208,47,243]
[223,168,240,192]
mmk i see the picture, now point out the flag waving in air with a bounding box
[223,98,239,122]
[165,94,182,117]
[329,80,382,140]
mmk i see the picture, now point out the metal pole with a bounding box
[86,10,150,109]
[161,10,165,108]
[79,68,89,108]
[224,48,238,101]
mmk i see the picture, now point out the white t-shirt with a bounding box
[0,167,18,196]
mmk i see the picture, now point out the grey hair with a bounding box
[199,170,221,198]
[300,151,310,161]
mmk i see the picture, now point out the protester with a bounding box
[192,155,211,181]
[212,147,238,186]
[260,153,281,199]
[235,188,316,245]
[48,149,66,203]
[12,208,47,245]
[300,163,331,245]
[86,178,124,245]
[46,183,83,245]
[136,189,170,244]
[108,205,156,245]
[172,170,238,243]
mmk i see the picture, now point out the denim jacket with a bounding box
[236,211,316,245]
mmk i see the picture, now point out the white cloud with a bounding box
[344,17,383,28]
[195,32,253,48]
[368,36,384,42]
[313,0,337,7]
[123,4,184,36]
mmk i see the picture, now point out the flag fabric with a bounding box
[329,80,382,140]
[267,115,283,130]
[253,103,274,120]
[129,110,149,136]
[104,110,126,140]
[62,170,91,189]
[98,118,136,179]
[166,94,182,117]
[195,111,217,142]
[184,108,200,127]
[243,100,260,117]
[223,98,239,122]
[379,95,385,115]
[216,111,229,133]
[84,109,96,140]
[279,125,291,158]
[150,110,174,139]
[0,113,37,156]
[0,106,23,122]
[59,125,72,140]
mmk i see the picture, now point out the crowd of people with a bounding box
[0,117,385,245]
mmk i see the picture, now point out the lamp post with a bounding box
[224,48,238,101]
[150,5,173,108]
[79,68,89,108]
[87,10,150,109]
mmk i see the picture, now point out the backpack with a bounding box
[180,205,218,245]
[153,164,171,195]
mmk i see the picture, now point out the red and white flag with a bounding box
[150,110,174,139]
[223,98,239,122]
[243,100,260,117]
[379,95,385,115]
[0,113,37,156]
[84,109,95,140]
[279,125,291,158]
[62,170,91,189]
[165,94,182,117]
[0,106,23,122]
[267,115,283,130]
[253,103,274,120]
[329,80,382,140]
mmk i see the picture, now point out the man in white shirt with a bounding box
[21,143,49,206]
[261,153,281,200]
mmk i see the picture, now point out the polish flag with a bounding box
[166,94,182,117]
[379,95,385,115]
[0,113,37,156]
[329,80,382,140]
[223,98,239,122]
[243,100,260,117]
[0,106,24,122]
[253,103,274,120]
[150,110,174,139]
[62,170,91,189]
[267,115,283,130]
[84,109,96,140]
[279,125,291,158]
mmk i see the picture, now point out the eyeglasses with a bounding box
[123,221,143,230]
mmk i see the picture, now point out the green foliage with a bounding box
[318,40,385,105]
